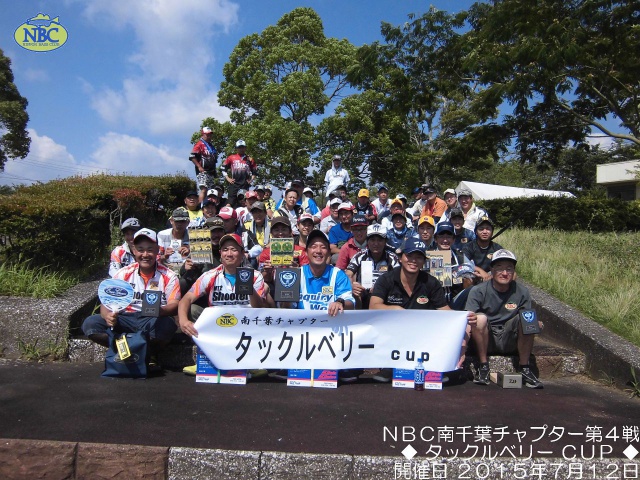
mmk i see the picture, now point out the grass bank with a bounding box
[0,262,78,298]
[499,228,640,347]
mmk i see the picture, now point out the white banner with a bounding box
[193,307,468,372]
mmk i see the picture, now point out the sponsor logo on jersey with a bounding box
[505,303,518,310]
[216,314,238,327]
[322,286,334,296]
[416,296,429,304]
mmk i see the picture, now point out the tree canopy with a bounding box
[0,48,30,171]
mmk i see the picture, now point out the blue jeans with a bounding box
[82,312,177,342]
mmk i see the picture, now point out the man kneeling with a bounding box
[465,249,543,388]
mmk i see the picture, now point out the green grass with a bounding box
[499,228,640,347]
[0,262,78,298]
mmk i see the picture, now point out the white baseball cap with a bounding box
[235,139,246,147]
[133,228,157,244]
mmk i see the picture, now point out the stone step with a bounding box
[67,337,585,377]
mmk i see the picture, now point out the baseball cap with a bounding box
[201,127,212,134]
[245,190,258,199]
[402,238,428,257]
[443,188,457,196]
[476,215,494,229]
[291,178,305,187]
[185,190,198,198]
[250,201,266,212]
[449,208,464,219]
[423,185,437,193]
[378,185,388,192]
[306,230,330,249]
[236,189,246,198]
[490,249,517,266]
[298,213,315,224]
[411,187,422,195]
[270,216,292,228]
[329,197,342,207]
[202,198,217,208]
[337,202,355,212]
[218,206,238,220]
[133,228,157,244]
[333,155,342,161]
[206,188,219,198]
[235,139,246,147]
[397,193,407,201]
[220,233,244,249]
[358,188,370,198]
[120,218,141,231]
[351,214,368,227]
[205,216,225,231]
[171,207,190,221]
[367,224,387,239]
[303,187,313,195]
[255,185,265,192]
[418,215,435,228]
[390,197,404,208]
[457,188,473,197]
[435,222,455,235]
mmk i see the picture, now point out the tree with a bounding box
[463,0,640,166]
[213,8,357,187]
[0,48,30,171]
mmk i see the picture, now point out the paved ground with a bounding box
[1,360,639,459]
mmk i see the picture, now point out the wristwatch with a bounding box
[335,298,345,307]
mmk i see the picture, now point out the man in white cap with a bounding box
[190,126,218,203]
[109,218,142,277]
[222,139,257,208]
[324,154,350,197]
[465,249,543,388]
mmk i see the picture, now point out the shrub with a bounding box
[0,174,194,273]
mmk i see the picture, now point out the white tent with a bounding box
[455,181,575,201]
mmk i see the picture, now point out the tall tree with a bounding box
[0,48,30,171]
[213,8,357,187]
[463,0,640,166]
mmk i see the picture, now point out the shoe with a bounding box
[269,369,289,381]
[339,369,363,384]
[473,363,490,385]
[183,364,197,376]
[519,366,544,389]
[247,369,269,379]
[147,355,162,374]
[372,368,392,383]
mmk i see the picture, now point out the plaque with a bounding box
[274,268,301,302]
[519,309,541,335]
[141,289,162,317]
[236,267,254,296]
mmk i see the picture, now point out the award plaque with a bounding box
[519,309,541,335]
[236,267,254,296]
[274,268,301,302]
[141,289,162,317]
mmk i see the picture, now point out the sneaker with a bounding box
[474,363,490,385]
[182,364,197,376]
[269,369,289,381]
[339,369,363,384]
[247,369,269,380]
[372,368,392,383]
[519,367,544,389]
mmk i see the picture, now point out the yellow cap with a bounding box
[358,188,369,198]
[418,215,435,227]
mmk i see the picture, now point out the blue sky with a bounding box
[0,0,614,187]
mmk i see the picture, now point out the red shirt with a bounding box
[222,154,257,185]
[335,237,366,270]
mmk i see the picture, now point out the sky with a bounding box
[0,0,616,187]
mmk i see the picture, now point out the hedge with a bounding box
[0,174,194,272]
[478,196,640,233]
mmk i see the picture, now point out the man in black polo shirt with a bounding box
[370,238,477,376]
[461,215,503,283]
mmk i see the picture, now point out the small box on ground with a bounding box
[196,348,247,385]
[392,368,414,388]
[490,372,522,388]
[287,369,338,388]
[424,371,444,390]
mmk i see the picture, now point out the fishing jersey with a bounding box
[346,249,400,286]
[191,138,218,173]
[295,264,355,311]
[113,262,181,313]
[109,243,135,278]
[222,154,257,185]
[189,264,267,306]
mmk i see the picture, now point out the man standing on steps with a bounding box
[190,127,218,204]
[465,249,543,389]
[223,139,257,209]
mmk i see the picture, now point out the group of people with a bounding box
[83,135,543,389]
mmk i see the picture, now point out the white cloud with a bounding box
[87,132,187,177]
[0,129,85,186]
[82,0,237,136]
[586,134,616,151]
